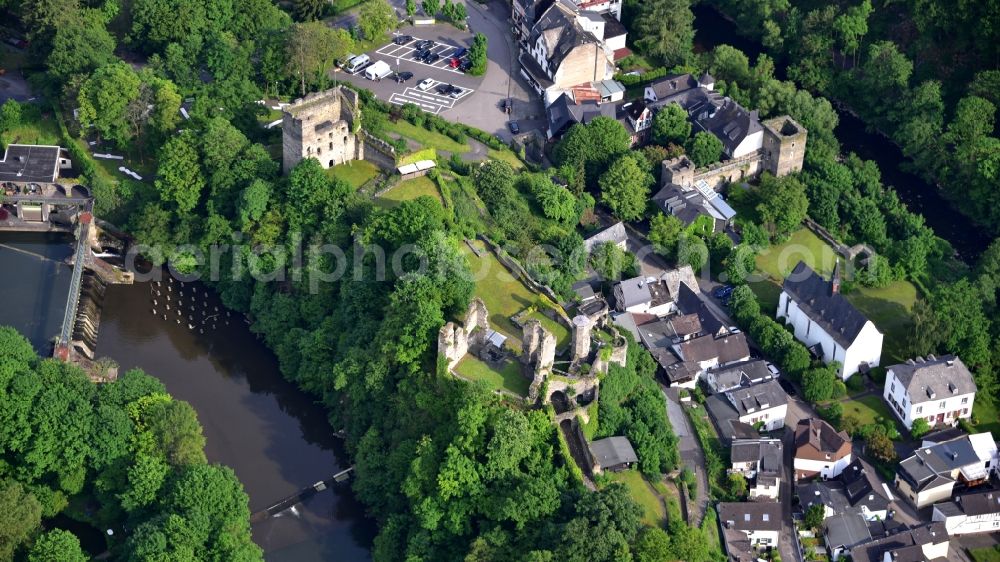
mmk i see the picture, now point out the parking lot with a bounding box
[374,37,468,75]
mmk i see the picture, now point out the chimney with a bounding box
[831,262,841,295]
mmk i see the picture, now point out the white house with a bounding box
[718,502,782,547]
[777,262,883,379]
[705,359,773,394]
[883,355,976,430]
[730,439,783,500]
[895,433,998,508]
[848,523,950,562]
[613,275,675,316]
[793,418,852,481]
[724,380,787,432]
[933,490,1000,535]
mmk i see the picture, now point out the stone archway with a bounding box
[551,390,570,414]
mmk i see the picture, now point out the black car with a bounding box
[779,379,798,397]
[415,39,434,50]
[508,121,519,134]
[452,47,468,58]
[436,84,452,94]
[424,52,441,64]
[412,49,426,60]
[459,59,472,72]
[393,34,413,45]
[394,71,413,83]
[712,285,734,299]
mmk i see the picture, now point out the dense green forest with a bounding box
[0,327,258,560]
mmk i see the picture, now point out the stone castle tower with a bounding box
[762,116,807,177]
[571,315,593,362]
[282,86,363,174]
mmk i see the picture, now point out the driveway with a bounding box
[662,386,709,524]
[779,427,801,562]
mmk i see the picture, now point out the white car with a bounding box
[766,362,781,378]
[417,78,434,91]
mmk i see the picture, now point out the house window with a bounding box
[963,408,969,415]
[939,401,946,409]
[890,383,895,393]
[916,406,922,414]
[962,397,969,404]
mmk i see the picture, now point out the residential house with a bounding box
[895,433,998,508]
[652,175,738,233]
[589,436,638,473]
[616,100,653,146]
[664,312,701,343]
[723,380,787,432]
[705,359,773,394]
[883,355,976,430]
[794,418,852,481]
[512,0,622,45]
[545,93,617,138]
[797,460,892,522]
[582,221,627,253]
[777,261,883,379]
[730,438,783,500]
[717,502,782,547]
[848,523,950,562]
[675,332,751,383]
[825,513,873,561]
[614,275,674,316]
[932,489,1000,535]
[519,0,620,97]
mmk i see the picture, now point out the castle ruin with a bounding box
[438,298,492,371]
[281,86,363,174]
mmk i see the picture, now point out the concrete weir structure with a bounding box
[1,144,132,377]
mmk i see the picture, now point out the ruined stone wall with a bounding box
[282,86,363,173]
[438,322,469,371]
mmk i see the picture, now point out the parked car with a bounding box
[449,57,461,68]
[508,121,519,134]
[779,379,797,396]
[412,49,427,60]
[424,52,441,64]
[712,285,734,299]
[394,71,413,83]
[416,39,434,50]
[393,34,413,45]
[448,86,464,98]
[766,362,781,378]
[459,59,472,72]
[417,78,434,91]
[452,47,468,58]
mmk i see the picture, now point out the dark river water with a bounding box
[0,232,375,560]
[692,3,991,261]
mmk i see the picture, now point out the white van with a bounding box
[364,60,393,81]
[345,54,370,74]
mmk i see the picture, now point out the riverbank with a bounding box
[690,3,989,262]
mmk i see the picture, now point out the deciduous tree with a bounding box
[599,154,652,221]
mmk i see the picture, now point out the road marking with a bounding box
[374,38,466,75]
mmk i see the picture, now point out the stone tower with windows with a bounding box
[762,116,807,177]
[282,86,363,174]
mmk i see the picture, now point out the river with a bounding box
[691,3,990,261]
[0,232,375,560]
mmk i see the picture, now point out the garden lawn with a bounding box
[606,470,666,528]
[526,309,570,349]
[453,355,530,397]
[487,148,525,170]
[385,119,470,153]
[377,176,441,207]
[972,399,1000,439]
[838,394,895,427]
[971,546,1000,562]
[328,159,380,189]
[461,242,539,350]
[752,228,919,364]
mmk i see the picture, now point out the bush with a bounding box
[845,374,866,393]
[613,67,668,86]
[910,418,930,439]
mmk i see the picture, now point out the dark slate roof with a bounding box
[730,439,780,472]
[798,480,852,514]
[888,355,976,404]
[583,221,627,252]
[840,460,890,512]
[645,73,699,102]
[825,513,872,550]
[936,490,1000,517]
[530,0,598,74]
[689,97,762,155]
[600,12,627,39]
[546,93,617,138]
[664,359,700,384]
[589,436,638,467]
[0,144,61,183]
[666,313,702,339]
[675,282,727,336]
[710,360,772,392]
[515,0,555,27]
[781,261,873,348]
[718,502,782,532]
[898,435,981,491]
[730,421,761,441]
[679,332,750,364]
[848,523,949,562]
[699,71,715,85]
[725,380,787,416]
[652,183,721,229]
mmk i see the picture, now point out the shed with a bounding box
[589,436,638,473]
